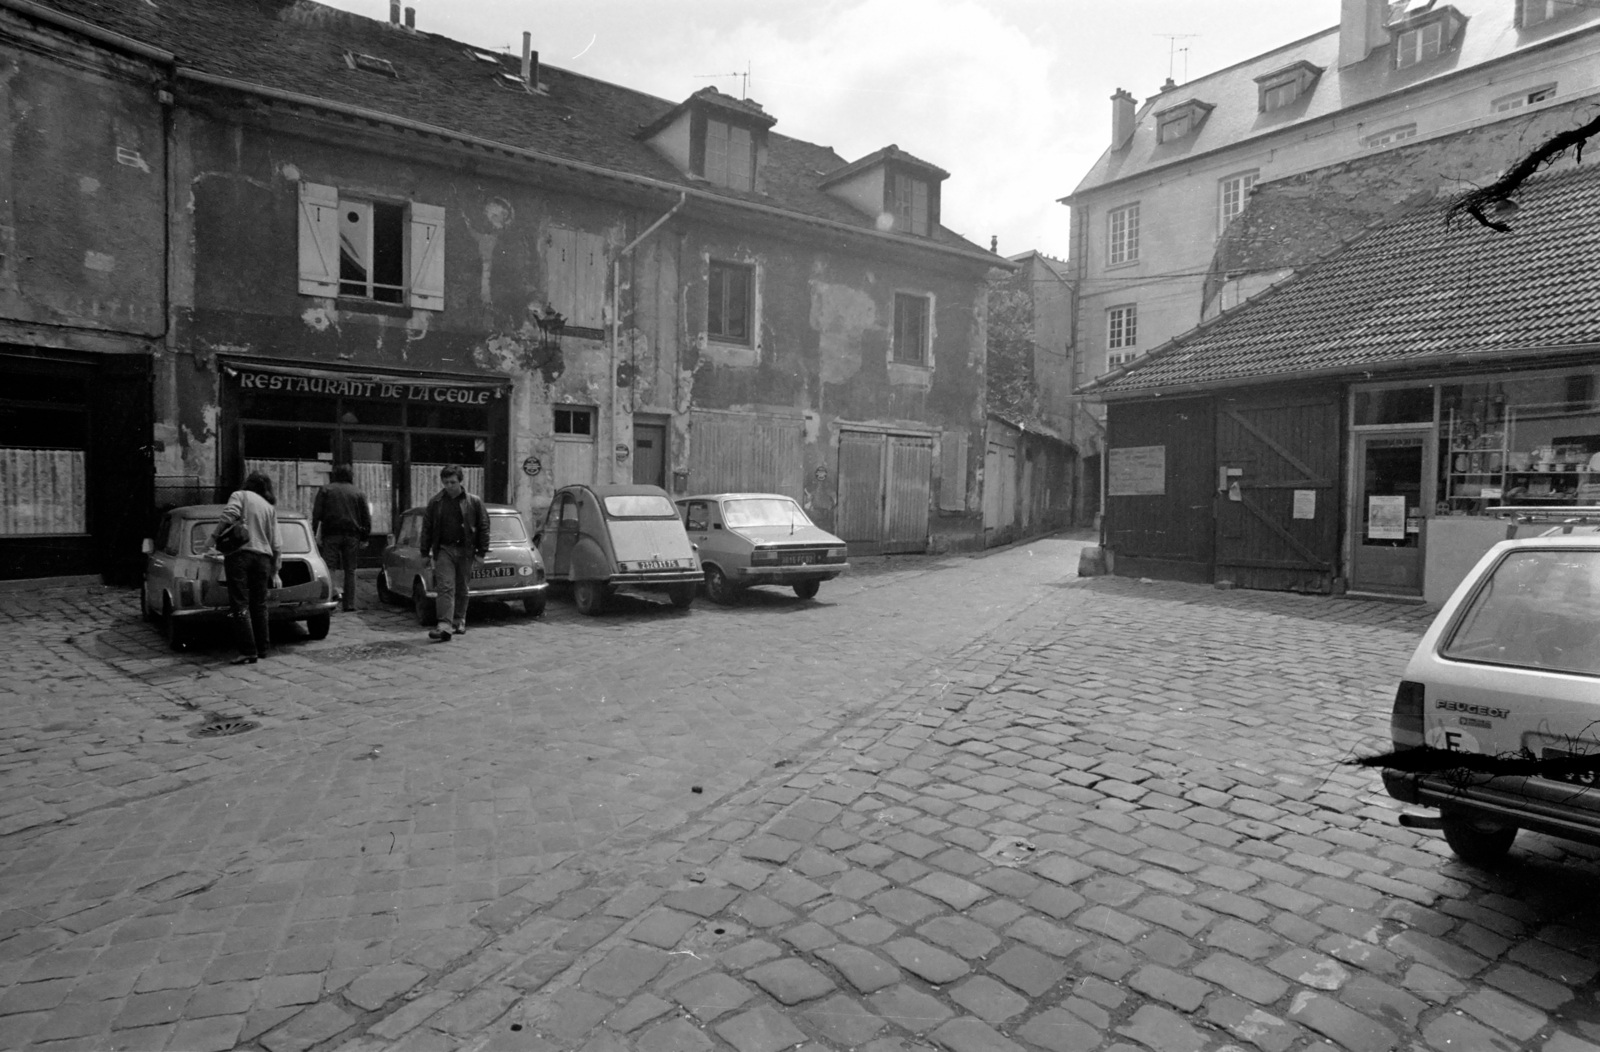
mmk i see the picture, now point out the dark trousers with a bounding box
[322,532,361,611]
[433,545,474,629]
[225,549,272,658]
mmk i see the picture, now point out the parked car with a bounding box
[676,493,849,604]
[377,503,548,621]
[534,484,700,615]
[1382,513,1600,864]
[141,504,340,649]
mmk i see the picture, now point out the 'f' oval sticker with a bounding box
[1426,726,1481,754]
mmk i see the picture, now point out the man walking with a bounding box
[419,464,489,641]
[312,465,372,612]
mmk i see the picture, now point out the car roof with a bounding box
[167,503,308,522]
[559,484,672,498]
[677,493,798,503]
[399,503,521,516]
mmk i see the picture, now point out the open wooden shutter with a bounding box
[408,202,446,311]
[297,182,339,297]
[939,429,968,511]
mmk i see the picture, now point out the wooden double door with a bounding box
[836,430,932,555]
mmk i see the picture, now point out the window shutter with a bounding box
[939,429,969,511]
[297,182,339,297]
[408,202,446,311]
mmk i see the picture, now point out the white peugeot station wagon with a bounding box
[1382,516,1600,865]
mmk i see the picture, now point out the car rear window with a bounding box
[189,520,313,554]
[723,498,811,529]
[490,512,527,542]
[603,494,677,518]
[1442,548,1600,676]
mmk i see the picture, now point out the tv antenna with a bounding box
[695,62,751,99]
[1155,34,1199,84]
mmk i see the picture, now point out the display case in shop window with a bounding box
[1441,406,1600,510]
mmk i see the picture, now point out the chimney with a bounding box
[404,6,415,29]
[521,32,538,89]
[388,1,399,24]
[1339,0,1390,67]
[1111,89,1136,151]
[1160,77,1177,93]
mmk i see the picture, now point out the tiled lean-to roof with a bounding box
[1088,162,1600,397]
[32,0,995,261]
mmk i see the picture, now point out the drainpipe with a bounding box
[610,192,687,479]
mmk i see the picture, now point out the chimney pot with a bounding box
[1110,88,1136,151]
[404,6,415,29]
[1161,77,1176,92]
[521,31,533,86]
[389,1,399,24]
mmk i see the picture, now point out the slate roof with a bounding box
[35,0,994,261]
[1086,162,1600,398]
[1071,0,1600,197]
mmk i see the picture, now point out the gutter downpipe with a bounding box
[610,192,687,481]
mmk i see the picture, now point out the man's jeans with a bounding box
[322,532,361,611]
[433,545,474,630]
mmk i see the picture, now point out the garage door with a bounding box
[688,410,804,499]
[836,430,932,555]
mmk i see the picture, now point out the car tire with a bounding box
[375,571,394,604]
[305,613,331,640]
[523,595,546,618]
[412,580,435,626]
[793,580,821,600]
[667,583,696,610]
[574,580,606,616]
[141,585,158,622]
[705,566,737,606]
[1440,809,1517,866]
[161,596,185,650]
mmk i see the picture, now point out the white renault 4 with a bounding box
[1381,508,1600,864]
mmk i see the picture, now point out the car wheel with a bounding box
[793,580,821,600]
[141,585,157,622]
[667,583,696,609]
[1440,809,1517,866]
[523,595,546,618]
[375,570,394,604]
[412,580,435,626]
[305,613,331,640]
[574,580,606,616]
[705,566,737,605]
[161,596,185,650]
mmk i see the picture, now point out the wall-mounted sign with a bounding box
[615,443,630,461]
[521,456,542,477]
[814,466,829,482]
[1108,445,1165,497]
[1293,489,1316,520]
[229,367,504,405]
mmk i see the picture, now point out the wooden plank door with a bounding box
[835,430,885,553]
[884,435,932,553]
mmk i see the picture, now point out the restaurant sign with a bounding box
[230,367,505,405]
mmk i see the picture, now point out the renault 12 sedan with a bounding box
[535,484,700,615]
[142,505,340,649]
[378,503,548,621]
[676,493,849,604]
[1381,520,1600,865]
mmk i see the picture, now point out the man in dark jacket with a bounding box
[419,464,490,641]
[312,465,372,612]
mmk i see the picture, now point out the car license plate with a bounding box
[624,559,689,571]
[472,565,516,579]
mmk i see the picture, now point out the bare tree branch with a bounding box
[1446,111,1600,232]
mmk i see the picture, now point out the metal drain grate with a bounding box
[189,717,260,739]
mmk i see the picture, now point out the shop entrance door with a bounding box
[344,433,401,556]
[1351,431,1428,595]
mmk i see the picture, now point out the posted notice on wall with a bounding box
[1292,489,1316,520]
[1367,495,1406,540]
[1108,445,1166,497]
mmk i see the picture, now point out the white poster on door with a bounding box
[1368,495,1406,540]
[1293,489,1316,520]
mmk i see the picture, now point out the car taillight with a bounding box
[1391,680,1425,750]
[751,548,778,565]
[828,547,847,560]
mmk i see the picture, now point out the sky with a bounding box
[319,1,1338,259]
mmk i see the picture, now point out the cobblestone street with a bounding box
[4,535,1600,1052]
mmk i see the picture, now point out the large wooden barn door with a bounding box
[836,430,931,555]
[1215,388,1341,593]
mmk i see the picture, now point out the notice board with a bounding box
[1108,445,1166,497]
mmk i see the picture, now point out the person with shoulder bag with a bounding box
[213,470,282,665]
[418,464,490,642]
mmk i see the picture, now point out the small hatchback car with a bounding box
[378,503,548,621]
[142,505,340,649]
[676,493,849,604]
[1382,519,1600,864]
[535,484,701,615]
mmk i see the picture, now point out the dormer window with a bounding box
[1153,99,1213,144]
[1388,4,1465,70]
[704,119,754,191]
[888,173,930,236]
[818,145,947,239]
[1519,0,1581,27]
[1254,61,1322,112]
[343,52,397,78]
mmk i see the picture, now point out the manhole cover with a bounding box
[306,641,421,663]
[188,717,260,739]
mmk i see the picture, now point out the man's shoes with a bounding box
[231,655,258,665]
[428,628,452,642]
[452,623,465,635]
[342,605,358,613]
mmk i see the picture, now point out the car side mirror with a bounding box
[141,538,154,554]
[713,523,722,530]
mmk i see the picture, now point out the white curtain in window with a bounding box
[410,465,485,511]
[0,448,87,535]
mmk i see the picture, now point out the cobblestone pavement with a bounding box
[5,540,1599,1052]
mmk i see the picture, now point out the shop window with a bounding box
[893,293,931,365]
[338,399,404,427]
[242,425,334,519]
[708,261,754,344]
[411,433,486,503]
[410,403,483,431]
[1108,203,1140,266]
[0,389,88,536]
[298,182,444,310]
[240,391,337,423]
